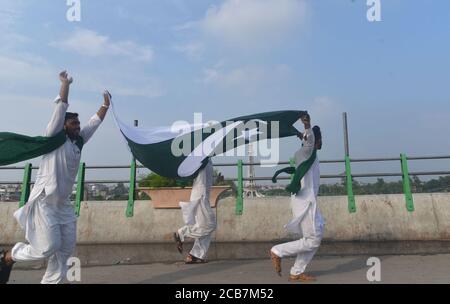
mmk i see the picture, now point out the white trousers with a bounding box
[178,198,217,260]
[11,221,77,284]
[271,205,324,276]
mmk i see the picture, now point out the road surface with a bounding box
[8,254,450,284]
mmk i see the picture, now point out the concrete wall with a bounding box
[1,193,450,245]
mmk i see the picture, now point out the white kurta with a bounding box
[11,96,102,284]
[272,127,325,276]
[178,159,217,260]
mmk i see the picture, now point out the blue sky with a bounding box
[1,0,449,182]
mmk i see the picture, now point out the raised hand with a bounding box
[97,90,111,121]
[59,70,72,103]
[103,90,112,107]
[59,70,73,85]
[300,113,311,129]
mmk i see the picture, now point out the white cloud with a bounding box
[173,21,197,32]
[0,1,22,29]
[173,41,205,60]
[0,53,163,102]
[202,68,221,84]
[169,0,192,16]
[0,93,112,140]
[0,94,54,136]
[201,64,292,87]
[0,55,55,89]
[50,28,154,62]
[75,72,165,99]
[310,97,339,119]
[0,1,30,50]
[200,0,306,49]
[109,82,164,99]
[201,66,263,86]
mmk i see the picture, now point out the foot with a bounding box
[3,250,14,266]
[185,254,206,264]
[0,249,15,284]
[173,232,183,254]
[269,250,282,277]
[289,273,317,282]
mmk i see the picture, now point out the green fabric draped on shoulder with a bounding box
[272,149,317,195]
[0,129,82,166]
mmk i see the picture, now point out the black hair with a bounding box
[313,126,321,140]
[65,112,79,123]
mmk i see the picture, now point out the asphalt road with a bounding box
[7,254,450,284]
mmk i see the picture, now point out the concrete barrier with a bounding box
[1,193,450,246]
[216,194,450,242]
[138,186,230,208]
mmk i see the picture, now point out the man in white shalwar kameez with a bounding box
[174,159,217,263]
[270,114,324,282]
[0,71,111,284]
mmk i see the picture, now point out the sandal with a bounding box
[269,250,282,277]
[289,273,317,282]
[0,249,14,284]
[185,254,206,264]
[173,232,183,254]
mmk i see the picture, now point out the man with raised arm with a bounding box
[269,114,324,282]
[0,71,111,284]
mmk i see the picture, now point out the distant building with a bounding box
[87,183,110,198]
[0,184,22,202]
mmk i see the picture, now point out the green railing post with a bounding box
[74,162,85,217]
[345,156,356,213]
[126,119,138,218]
[19,163,32,208]
[235,159,244,215]
[289,158,296,182]
[126,159,137,218]
[401,153,415,212]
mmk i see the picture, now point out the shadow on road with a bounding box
[138,259,262,284]
[309,255,391,278]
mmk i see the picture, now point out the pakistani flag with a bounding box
[111,101,306,179]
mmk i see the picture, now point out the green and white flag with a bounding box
[0,130,84,166]
[111,101,306,179]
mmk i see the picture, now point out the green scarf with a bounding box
[0,130,84,166]
[272,149,317,195]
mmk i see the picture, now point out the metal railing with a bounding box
[1,154,450,217]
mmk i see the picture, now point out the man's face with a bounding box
[315,137,322,150]
[64,117,81,139]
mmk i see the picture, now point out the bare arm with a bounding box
[59,71,73,104]
[300,114,314,146]
[97,90,111,121]
[295,114,315,162]
[45,71,72,136]
[79,90,110,144]
[301,114,311,131]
